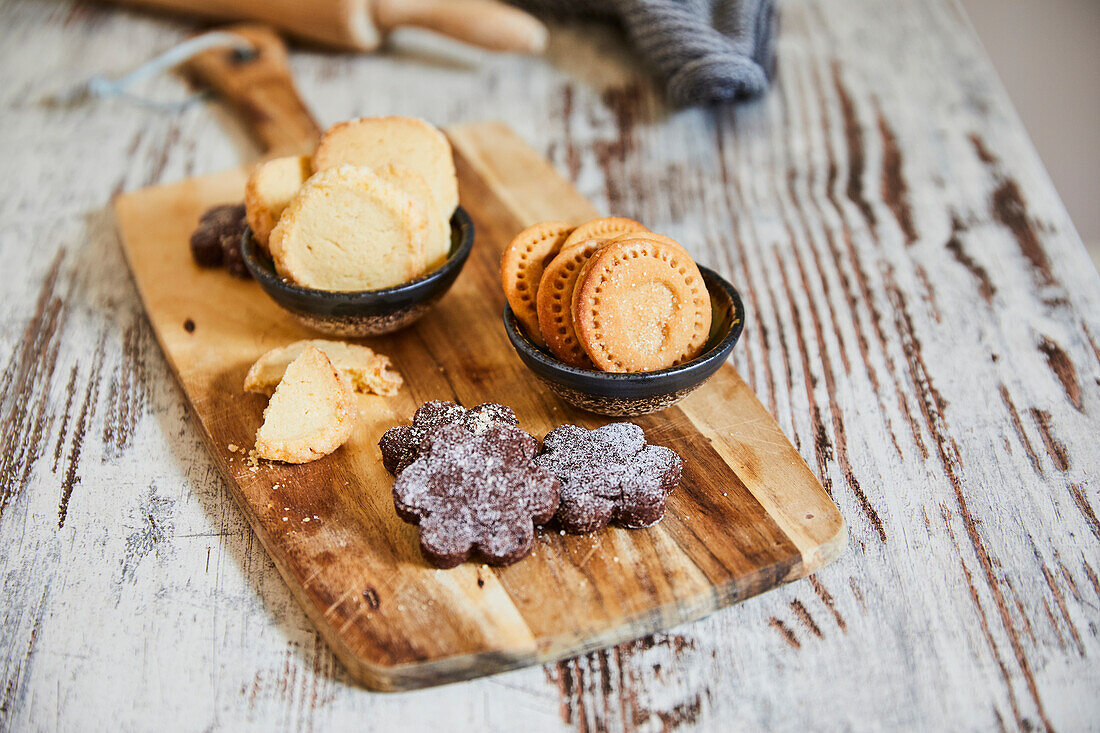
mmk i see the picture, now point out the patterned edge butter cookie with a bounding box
[561,217,648,251]
[244,339,403,397]
[606,230,689,254]
[254,346,358,464]
[244,155,311,252]
[392,424,560,567]
[568,241,603,342]
[312,116,459,222]
[500,221,574,347]
[378,400,521,474]
[536,423,682,532]
[270,165,428,292]
[536,239,606,367]
[572,238,712,372]
[568,234,687,322]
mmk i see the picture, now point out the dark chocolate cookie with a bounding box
[536,423,682,532]
[220,229,250,278]
[392,424,560,568]
[378,400,520,474]
[190,203,250,278]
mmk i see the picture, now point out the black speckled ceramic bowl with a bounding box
[241,207,474,337]
[504,266,745,416]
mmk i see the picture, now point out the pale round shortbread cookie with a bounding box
[270,165,428,292]
[312,116,459,223]
[375,163,450,271]
[500,221,574,347]
[561,217,648,251]
[536,239,607,368]
[572,238,712,373]
[244,155,312,251]
[255,346,358,464]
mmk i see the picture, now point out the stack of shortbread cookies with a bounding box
[501,217,713,373]
[245,116,458,292]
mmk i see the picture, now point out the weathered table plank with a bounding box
[1,0,1097,729]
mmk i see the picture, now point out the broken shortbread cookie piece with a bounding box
[255,346,358,464]
[244,339,403,397]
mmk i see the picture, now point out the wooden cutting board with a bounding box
[112,28,845,691]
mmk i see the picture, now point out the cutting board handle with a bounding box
[182,24,322,157]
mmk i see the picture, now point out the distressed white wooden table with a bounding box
[2,0,1098,729]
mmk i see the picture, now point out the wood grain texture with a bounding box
[2,0,1099,728]
[112,121,843,690]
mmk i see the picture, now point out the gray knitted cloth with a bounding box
[511,0,776,106]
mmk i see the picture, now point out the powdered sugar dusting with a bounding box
[378,400,521,474]
[392,424,559,568]
[536,423,682,532]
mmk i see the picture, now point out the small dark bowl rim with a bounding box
[240,206,475,306]
[503,265,745,388]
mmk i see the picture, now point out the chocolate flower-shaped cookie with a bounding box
[393,424,561,567]
[536,423,682,533]
[379,400,520,474]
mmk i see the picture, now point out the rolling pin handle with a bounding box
[181,24,323,157]
[374,0,548,54]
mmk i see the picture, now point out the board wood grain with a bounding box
[113,121,844,690]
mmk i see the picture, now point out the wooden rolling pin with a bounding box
[112,0,548,54]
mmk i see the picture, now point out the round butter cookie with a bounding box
[572,238,712,373]
[561,217,648,251]
[270,165,428,292]
[312,116,458,222]
[500,221,574,346]
[569,248,603,350]
[607,230,689,255]
[244,155,312,252]
[565,234,689,358]
[536,239,607,368]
